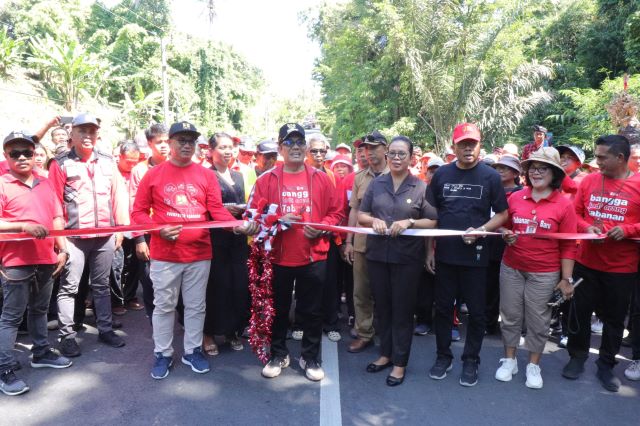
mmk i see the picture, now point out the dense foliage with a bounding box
[310,0,640,156]
[0,0,264,137]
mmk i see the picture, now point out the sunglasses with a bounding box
[387,151,409,160]
[174,138,197,146]
[528,166,550,174]
[8,149,34,159]
[309,149,327,155]
[281,139,306,148]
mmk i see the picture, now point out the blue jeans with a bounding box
[0,264,55,372]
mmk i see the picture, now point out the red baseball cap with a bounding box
[452,123,481,144]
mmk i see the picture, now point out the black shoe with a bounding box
[562,358,585,380]
[621,335,632,348]
[98,331,125,348]
[9,360,21,371]
[366,361,393,373]
[59,337,81,358]
[429,357,453,380]
[459,360,479,387]
[112,320,123,329]
[72,323,86,332]
[596,362,621,392]
[386,374,405,386]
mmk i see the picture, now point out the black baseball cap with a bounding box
[257,139,278,154]
[363,130,387,146]
[278,123,305,142]
[3,131,35,149]
[169,121,201,139]
[72,113,100,128]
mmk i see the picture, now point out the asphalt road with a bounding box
[2,307,638,426]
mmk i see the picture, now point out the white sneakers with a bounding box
[624,360,640,381]
[299,358,325,381]
[292,330,303,341]
[261,355,290,378]
[495,358,518,382]
[525,363,543,389]
[495,358,543,389]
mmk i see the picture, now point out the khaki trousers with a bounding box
[353,251,375,340]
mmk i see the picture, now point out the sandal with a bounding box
[203,336,219,356]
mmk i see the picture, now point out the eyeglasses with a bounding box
[281,139,306,148]
[174,138,197,146]
[8,149,34,159]
[528,166,550,174]
[387,151,409,160]
[309,149,327,155]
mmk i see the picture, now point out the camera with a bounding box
[547,277,583,307]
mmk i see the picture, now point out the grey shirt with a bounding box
[360,173,436,264]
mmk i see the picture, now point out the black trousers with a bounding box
[434,262,487,363]
[337,252,354,318]
[271,261,326,362]
[368,260,422,367]
[415,269,435,326]
[568,263,635,367]
[322,241,340,331]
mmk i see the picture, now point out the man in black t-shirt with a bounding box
[426,123,508,387]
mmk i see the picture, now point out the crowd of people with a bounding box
[0,114,639,397]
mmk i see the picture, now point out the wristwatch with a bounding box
[408,218,416,228]
[562,277,574,285]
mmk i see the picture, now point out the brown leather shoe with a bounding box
[348,338,372,353]
[126,299,145,311]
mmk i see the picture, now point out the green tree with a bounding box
[0,26,24,80]
[28,35,111,111]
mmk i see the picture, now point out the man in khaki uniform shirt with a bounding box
[343,131,389,352]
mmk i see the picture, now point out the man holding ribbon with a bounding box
[248,123,343,382]
[131,121,257,380]
[426,123,508,387]
[563,134,640,392]
[0,131,72,396]
[48,113,130,357]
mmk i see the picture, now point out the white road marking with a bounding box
[320,335,342,426]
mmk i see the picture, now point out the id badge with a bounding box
[525,218,538,234]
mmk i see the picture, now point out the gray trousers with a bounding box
[150,260,210,357]
[499,262,559,354]
[0,265,55,371]
[58,236,115,339]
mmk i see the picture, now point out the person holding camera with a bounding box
[495,147,577,389]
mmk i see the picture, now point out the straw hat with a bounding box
[520,147,565,174]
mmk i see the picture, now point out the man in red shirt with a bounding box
[132,121,257,380]
[110,141,142,315]
[129,124,170,318]
[0,132,72,396]
[248,123,343,382]
[48,113,129,357]
[563,135,640,392]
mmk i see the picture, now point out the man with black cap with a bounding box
[132,121,258,380]
[0,132,72,396]
[344,131,389,353]
[254,139,278,177]
[522,125,548,160]
[48,113,130,357]
[248,122,343,382]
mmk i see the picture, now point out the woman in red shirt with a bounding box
[495,147,577,389]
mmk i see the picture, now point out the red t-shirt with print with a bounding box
[131,161,235,263]
[279,169,311,266]
[574,172,640,273]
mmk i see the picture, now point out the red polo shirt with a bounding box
[574,172,640,273]
[0,174,63,266]
[503,187,578,272]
